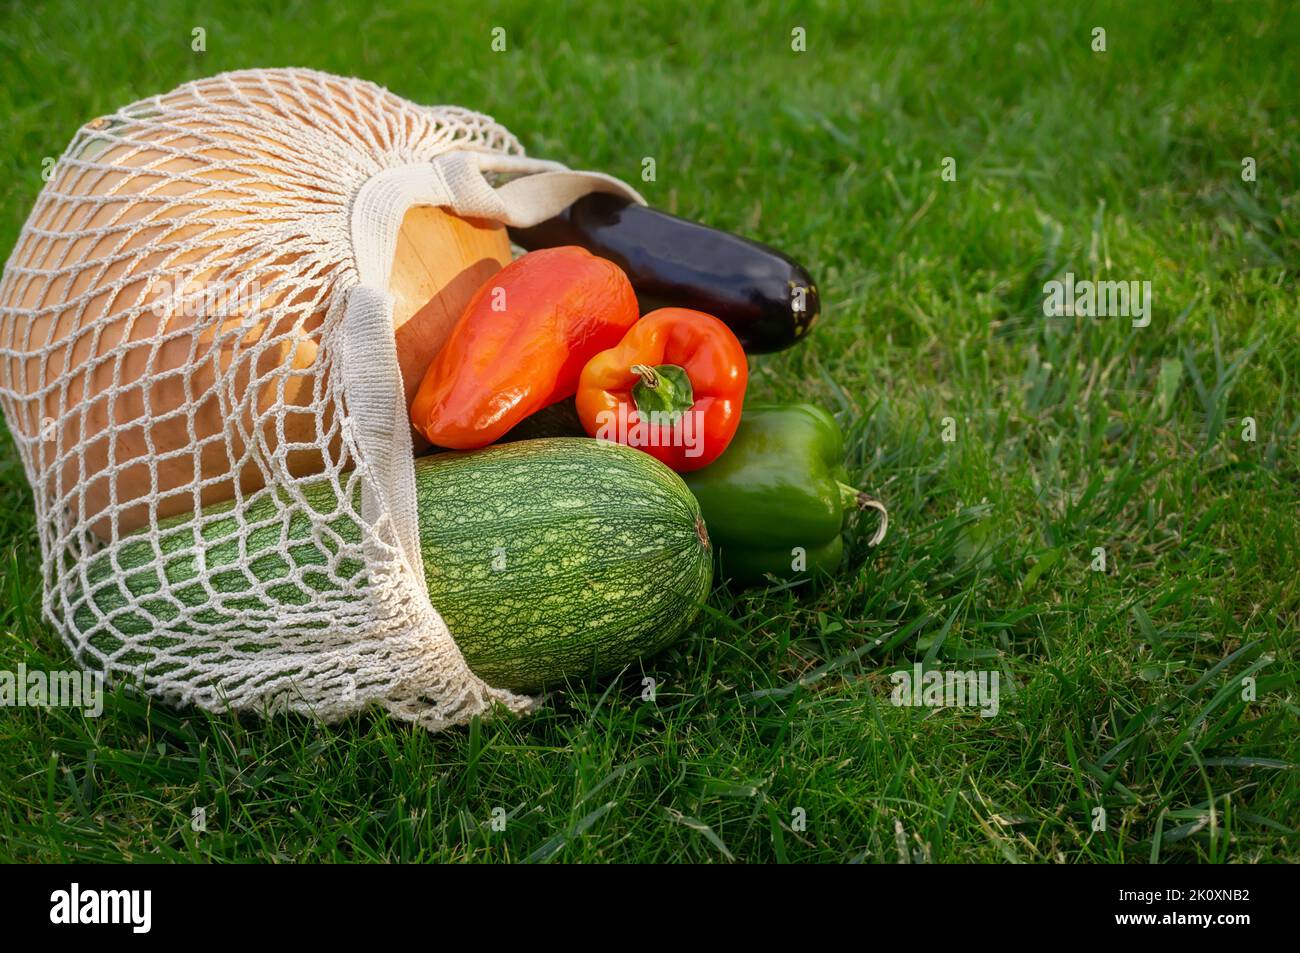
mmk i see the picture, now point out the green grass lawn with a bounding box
[1,0,1297,862]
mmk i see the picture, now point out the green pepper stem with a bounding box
[836,481,889,547]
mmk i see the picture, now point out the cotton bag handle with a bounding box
[341,152,645,574]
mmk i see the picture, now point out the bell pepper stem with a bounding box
[630,363,696,419]
[837,481,889,547]
[631,363,660,388]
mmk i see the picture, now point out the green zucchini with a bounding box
[71,438,713,692]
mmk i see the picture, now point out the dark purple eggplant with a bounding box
[509,193,819,354]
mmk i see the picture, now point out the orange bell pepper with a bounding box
[576,307,748,472]
[410,247,638,449]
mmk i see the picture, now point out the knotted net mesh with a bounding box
[0,68,545,729]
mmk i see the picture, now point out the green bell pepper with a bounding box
[684,403,887,587]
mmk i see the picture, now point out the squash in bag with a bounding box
[0,97,511,537]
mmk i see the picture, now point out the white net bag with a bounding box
[0,68,642,730]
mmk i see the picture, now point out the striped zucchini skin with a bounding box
[419,438,712,690]
[71,438,713,692]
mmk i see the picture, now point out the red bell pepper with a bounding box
[576,307,748,471]
[410,247,638,449]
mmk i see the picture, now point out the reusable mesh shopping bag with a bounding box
[0,68,643,730]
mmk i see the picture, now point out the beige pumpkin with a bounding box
[391,208,510,412]
[0,76,514,538]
